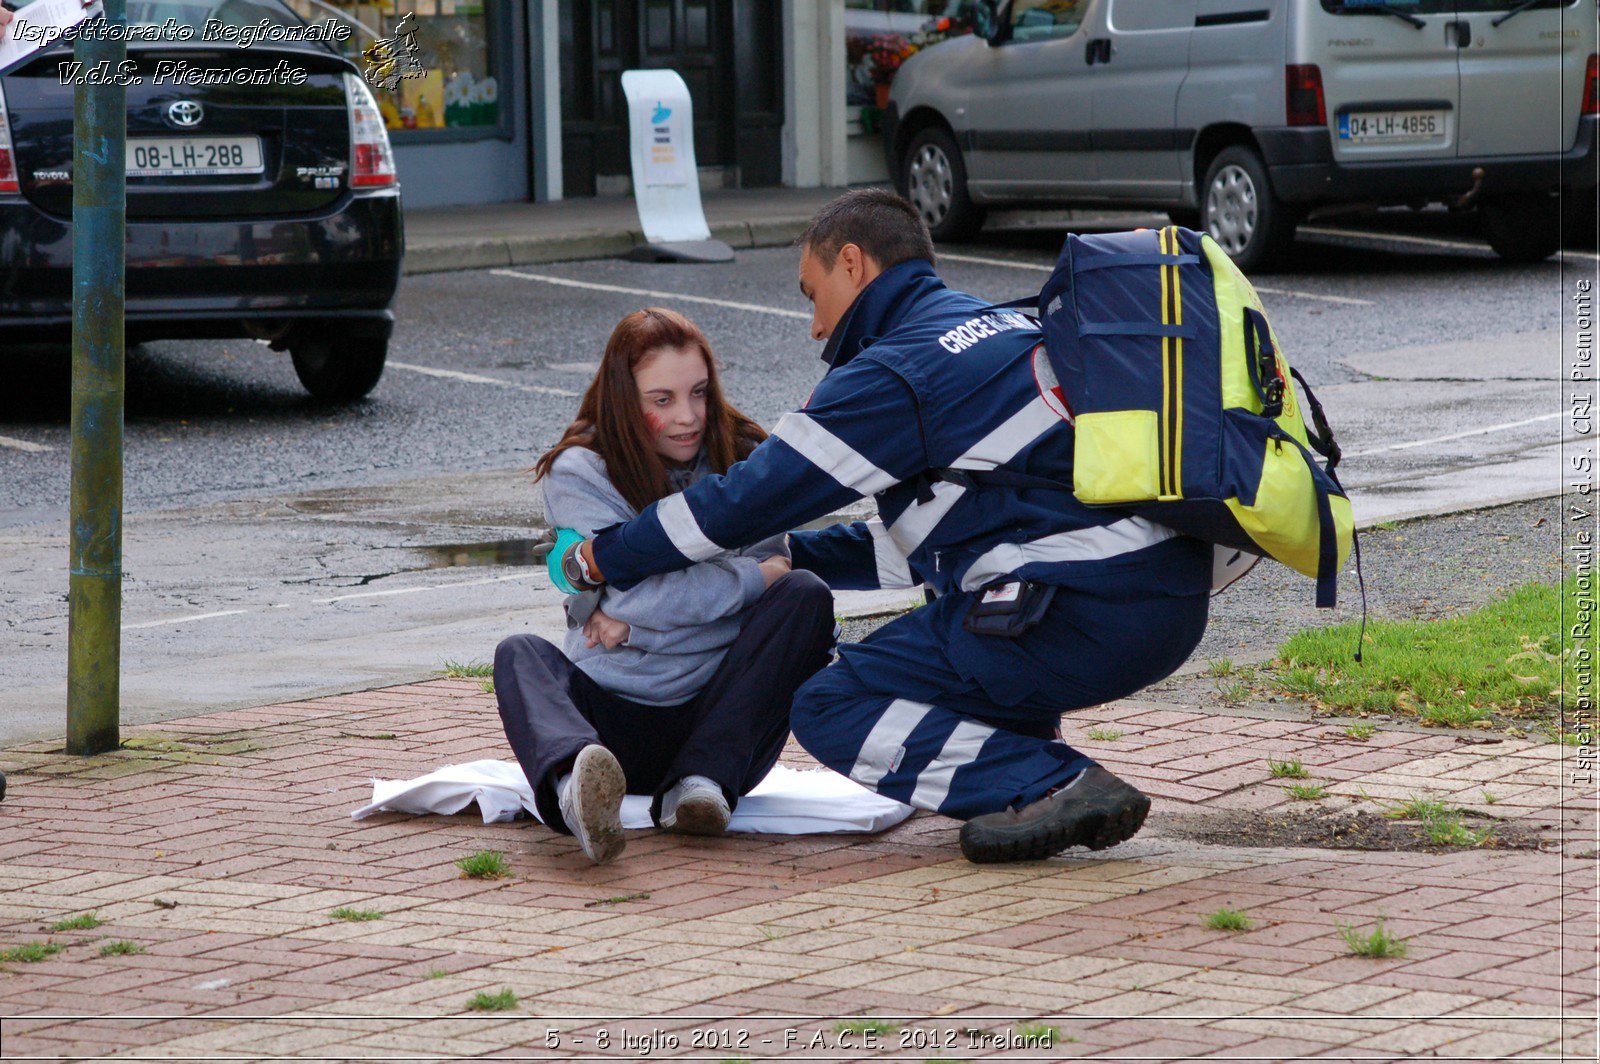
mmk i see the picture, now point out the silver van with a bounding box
[884,0,1597,267]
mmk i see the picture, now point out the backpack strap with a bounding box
[1290,367,1343,476]
[1313,485,1338,609]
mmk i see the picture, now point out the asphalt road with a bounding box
[0,211,1594,744]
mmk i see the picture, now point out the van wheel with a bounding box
[290,336,387,403]
[901,127,986,242]
[1201,146,1296,271]
[1481,194,1562,263]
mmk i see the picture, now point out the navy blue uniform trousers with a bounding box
[791,578,1208,820]
[495,570,835,833]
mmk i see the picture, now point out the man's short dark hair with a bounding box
[798,188,936,271]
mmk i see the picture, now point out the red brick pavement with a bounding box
[0,680,1593,1059]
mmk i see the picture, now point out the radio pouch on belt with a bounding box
[962,580,1057,638]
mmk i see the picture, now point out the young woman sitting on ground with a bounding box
[494,308,836,864]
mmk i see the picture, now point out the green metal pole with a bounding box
[66,0,127,756]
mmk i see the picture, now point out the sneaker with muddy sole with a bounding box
[559,745,626,864]
[958,765,1150,864]
[659,775,730,836]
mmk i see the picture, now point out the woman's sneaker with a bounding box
[558,745,626,864]
[659,775,730,836]
[958,766,1150,864]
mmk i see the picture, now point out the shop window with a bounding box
[284,0,509,138]
[845,1,974,112]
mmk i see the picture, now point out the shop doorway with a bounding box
[558,0,783,197]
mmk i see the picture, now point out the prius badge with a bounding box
[165,100,204,127]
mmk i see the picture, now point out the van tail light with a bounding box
[0,83,19,194]
[1583,54,1599,117]
[1285,64,1327,127]
[344,73,397,188]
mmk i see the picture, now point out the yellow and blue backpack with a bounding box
[980,225,1356,608]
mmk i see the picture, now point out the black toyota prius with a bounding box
[0,0,403,402]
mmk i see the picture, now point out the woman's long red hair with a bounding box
[534,308,767,514]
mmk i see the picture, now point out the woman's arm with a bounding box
[544,449,770,628]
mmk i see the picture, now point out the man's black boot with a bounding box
[958,766,1150,864]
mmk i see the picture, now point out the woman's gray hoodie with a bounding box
[541,445,789,706]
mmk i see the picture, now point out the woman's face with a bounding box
[634,344,708,465]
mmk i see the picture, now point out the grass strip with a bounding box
[1274,578,1576,727]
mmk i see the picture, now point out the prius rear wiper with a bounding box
[1342,2,1427,29]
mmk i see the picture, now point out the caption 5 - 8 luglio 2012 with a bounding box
[535,1022,1061,1055]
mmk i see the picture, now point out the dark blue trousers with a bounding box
[495,570,836,832]
[791,579,1208,820]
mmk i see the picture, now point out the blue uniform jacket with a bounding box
[591,259,1210,600]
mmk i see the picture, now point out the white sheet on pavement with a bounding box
[351,760,914,835]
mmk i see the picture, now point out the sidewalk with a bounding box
[402,187,850,276]
[0,675,1593,1059]
[400,188,1163,276]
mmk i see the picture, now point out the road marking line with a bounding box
[1343,412,1565,459]
[1253,285,1374,306]
[1302,225,1600,262]
[491,268,812,320]
[388,361,579,398]
[123,609,248,631]
[937,251,1055,271]
[938,251,1374,305]
[314,571,540,604]
[0,435,52,453]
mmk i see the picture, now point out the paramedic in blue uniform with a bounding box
[554,189,1212,863]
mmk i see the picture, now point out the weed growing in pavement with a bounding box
[466,988,519,1012]
[426,968,450,979]
[455,850,510,880]
[0,941,63,963]
[1268,757,1308,779]
[479,679,495,694]
[1273,579,1576,728]
[1344,723,1376,740]
[441,660,493,678]
[49,913,101,932]
[1204,659,1234,677]
[835,1019,899,1036]
[1482,790,1500,805]
[329,907,384,922]
[1203,908,1253,931]
[1425,815,1493,847]
[99,941,144,957]
[1371,520,1400,531]
[1085,726,1123,742]
[1338,917,1407,958]
[1380,795,1457,821]
[1285,783,1327,801]
[1215,680,1253,704]
[1377,794,1492,846]
[1014,1023,1059,1046]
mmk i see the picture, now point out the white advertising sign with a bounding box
[621,68,713,247]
